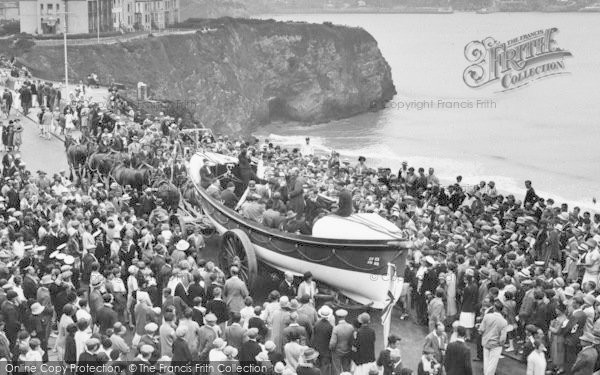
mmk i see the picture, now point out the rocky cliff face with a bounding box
[16,18,396,133]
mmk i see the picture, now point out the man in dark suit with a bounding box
[22,267,38,301]
[571,332,599,375]
[1,291,21,346]
[445,326,472,375]
[239,328,262,364]
[312,306,334,375]
[564,297,588,373]
[96,294,118,334]
[278,271,297,299]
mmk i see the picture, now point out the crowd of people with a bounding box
[0,57,599,375]
[199,134,600,375]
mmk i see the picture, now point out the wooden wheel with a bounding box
[219,229,258,290]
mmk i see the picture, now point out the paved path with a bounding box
[1,79,109,175]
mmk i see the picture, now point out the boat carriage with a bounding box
[187,151,411,309]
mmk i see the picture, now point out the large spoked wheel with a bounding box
[219,229,258,290]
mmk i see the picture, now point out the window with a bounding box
[47,4,53,11]
[40,4,44,10]
[56,3,59,10]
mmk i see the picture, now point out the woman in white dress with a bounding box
[445,264,458,319]
[297,271,318,305]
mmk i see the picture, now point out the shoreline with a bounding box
[255,128,600,213]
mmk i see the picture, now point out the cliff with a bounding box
[13,18,396,133]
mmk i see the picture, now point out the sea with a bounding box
[254,13,600,211]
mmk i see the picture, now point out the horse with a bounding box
[64,135,95,181]
[88,151,130,176]
[110,163,153,191]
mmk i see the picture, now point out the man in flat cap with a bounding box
[330,309,354,375]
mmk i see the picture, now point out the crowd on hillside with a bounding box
[0,57,599,375]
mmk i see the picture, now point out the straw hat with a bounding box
[31,302,44,315]
[64,255,75,265]
[175,240,190,251]
[318,305,332,318]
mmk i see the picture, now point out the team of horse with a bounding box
[63,134,180,211]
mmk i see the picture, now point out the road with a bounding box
[3,83,108,175]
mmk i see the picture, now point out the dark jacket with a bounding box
[239,339,261,363]
[64,335,77,365]
[444,340,472,375]
[22,276,38,301]
[353,324,376,365]
[248,316,268,340]
[96,305,118,334]
[278,280,297,299]
[311,319,333,359]
[171,337,193,364]
[206,299,228,324]
[564,310,588,347]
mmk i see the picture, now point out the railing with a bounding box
[33,28,196,46]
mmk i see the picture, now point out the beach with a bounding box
[255,12,600,211]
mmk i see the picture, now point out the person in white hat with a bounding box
[311,305,334,372]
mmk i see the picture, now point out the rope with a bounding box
[343,215,408,241]
[248,230,398,272]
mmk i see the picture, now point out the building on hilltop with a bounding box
[112,0,135,31]
[0,1,19,20]
[87,0,112,33]
[19,0,89,34]
[133,0,179,31]
[19,0,177,35]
